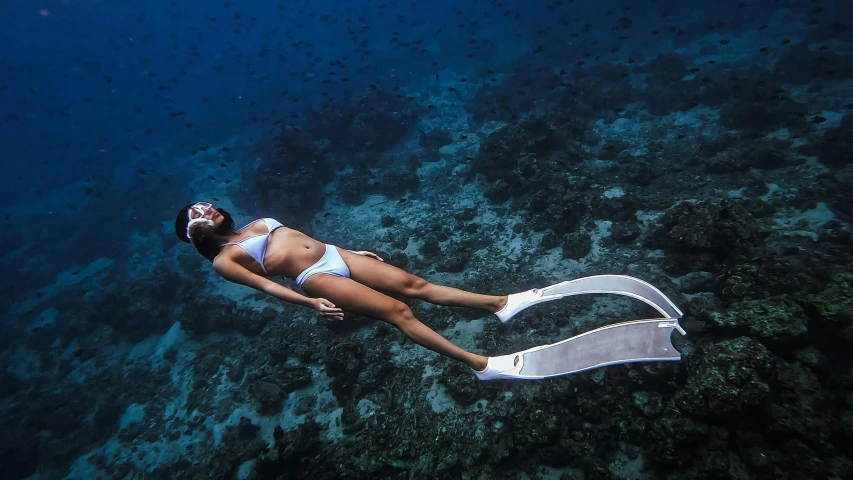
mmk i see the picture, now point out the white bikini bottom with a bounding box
[295,244,351,287]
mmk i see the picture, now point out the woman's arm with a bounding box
[213,257,343,318]
[214,257,314,307]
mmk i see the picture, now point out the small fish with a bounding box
[398,198,407,204]
[811,116,827,124]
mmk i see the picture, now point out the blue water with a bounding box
[2,0,852,478]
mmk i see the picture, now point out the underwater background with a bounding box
[2,0,853,478]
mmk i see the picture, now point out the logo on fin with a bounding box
[514,355,520,367]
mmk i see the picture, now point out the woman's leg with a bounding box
[408,282,507,312]
[302,273,489,371]
[337,248,508,312]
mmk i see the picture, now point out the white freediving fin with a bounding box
[477,275,685,380]
[495,275,684,322]
[474,317,683,380]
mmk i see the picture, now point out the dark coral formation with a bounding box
[472,115,589,239]
[818,115,853,167]
[645,199,767,276]
[774,43,853,85]
[244,125,336,226]
[418,128,453,161]
[242,89,424,224]
[710,296,808,347]
[674,337,776,416]
[303,90,423,155]
[717,82,811,137]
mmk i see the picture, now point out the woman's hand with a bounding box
[312,298,344,320]
[350,250,384,262]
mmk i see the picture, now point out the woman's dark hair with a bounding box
[174,203,235,262]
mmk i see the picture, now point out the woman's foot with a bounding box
[472,353,526,380]
[470,355,489,372]
[493,295,508,314]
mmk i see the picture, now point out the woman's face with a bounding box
[188,203,224,235]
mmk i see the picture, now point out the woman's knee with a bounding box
[384,300,416,325]
[401,276,429,297]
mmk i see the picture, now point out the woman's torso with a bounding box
[216,219,326,279]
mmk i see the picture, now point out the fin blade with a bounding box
[519,318,681,378]
[539,275,684,319]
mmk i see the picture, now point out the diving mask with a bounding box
[186,202,215,240]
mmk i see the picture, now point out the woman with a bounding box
[174,201,515,379]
